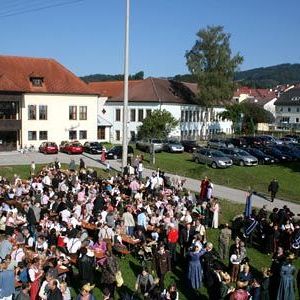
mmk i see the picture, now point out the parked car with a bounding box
[284,134,300,143]
[106,145,134,159]
[60,141,83,154]
[226,137,247,148]
[39,142,58,154]
[261,147,293,162]
[163,140,184,153]
[258,135,282,145]
[192,148,232,168]
[220,148,258,166]
[83,142,103,154]
[279,137,298,144]
[242,136,263,147]
[181,140,199,153]
[136,139,163,153]
[207,138,234,149]
[273,145,300,160]
[245,147,275,164]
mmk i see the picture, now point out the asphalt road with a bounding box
[0,150,299,215]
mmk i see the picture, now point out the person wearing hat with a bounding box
[76,283,95,300]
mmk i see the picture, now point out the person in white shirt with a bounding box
[66,237,81,254]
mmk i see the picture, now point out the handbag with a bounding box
[115,270,124,287]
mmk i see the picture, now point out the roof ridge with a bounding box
[150,77,161,102]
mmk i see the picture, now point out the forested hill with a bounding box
[81,64,300,88]
[80,71,144,82]
[234,63,300,88]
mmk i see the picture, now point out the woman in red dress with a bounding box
[199,176,209,201]
[101,146,106,163]
[29,257,44,300]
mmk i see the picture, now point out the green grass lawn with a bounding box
[0,164,299,299]
[132,148,300,203]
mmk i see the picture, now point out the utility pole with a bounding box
[122,0,130,169]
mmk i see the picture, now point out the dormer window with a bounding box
[30,77,43,87]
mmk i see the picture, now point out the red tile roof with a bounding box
[88,80,142,97]
[234,86,276,101]
[0,55,98,95]
[93,77,198,105]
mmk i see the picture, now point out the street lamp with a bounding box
[122,0,130,169]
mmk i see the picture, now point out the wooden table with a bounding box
[81,221,98,231]
[121,234,140,245]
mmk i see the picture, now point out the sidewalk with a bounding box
[107,158,300,214]
[0,151,299,213]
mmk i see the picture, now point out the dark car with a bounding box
[60,142,83,154]
[39,142,58,154]
[181,140,199,153]
[83,142,103,154]
[106,145,134,159]
[273,145,300,160]
[261,147,293,162]
[242,136,263,147]
[245,147,275,164]
[207,138,234,149]
[226,137,247,148]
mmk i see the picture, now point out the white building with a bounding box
[0,55,99,151]
[90,77,233,143]
[275,87,300,131]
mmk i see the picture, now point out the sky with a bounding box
[1,0,300,78]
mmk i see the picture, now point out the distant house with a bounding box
[0,55,99,151]
[90,77,233,143]
[274,87,300,131]
[233,87,277,117]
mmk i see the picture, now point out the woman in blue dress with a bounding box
[187,245,205,289]
[277,254,296,300]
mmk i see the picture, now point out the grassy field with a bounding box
[132,148,300,203]
[0,164,299,299]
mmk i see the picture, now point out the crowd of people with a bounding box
[0,156,298,300]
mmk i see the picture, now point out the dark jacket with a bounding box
[154,250,171,275]
[47,287,63,300]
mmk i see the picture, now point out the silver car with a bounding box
[192,148,233,168]
[163,140,184,153]
[221,148,258,166]
[136,139,163,153]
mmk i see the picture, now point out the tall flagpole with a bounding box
[122,0,130,169]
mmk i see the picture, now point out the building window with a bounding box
[39,105,47,120]
[28,105,36,120]
[130,109,136,122]
[296,118,299,123]
[115,130,120,141]
[197,111,200,122]
[297,108,300,112]
[97,126,105,139]
[79,106,87,120]
[193,111,196,122]
[28,131,37,140]
[281,117,290,123]
[146,109,151,118]
[138,109,144,122]
[116,109,121,121]
[79,130,87,139]
[30,77,43,87]
[189,111,193,122]
[39,131,48,140]
[69,130,77,140]
[185,111,188,122]
[181,111,184,122]
[288,107,291,112]
[69,106,77,120]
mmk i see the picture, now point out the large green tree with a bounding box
[137,109,179,140]
[219,102,275,134]
[186,25,243,106]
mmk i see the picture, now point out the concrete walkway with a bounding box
[0,151,299,213]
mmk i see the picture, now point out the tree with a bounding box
[137,109,179,140]
[218,103,244,133]
[185,25,243,106]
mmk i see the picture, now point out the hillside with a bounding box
[235,63,300,88]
